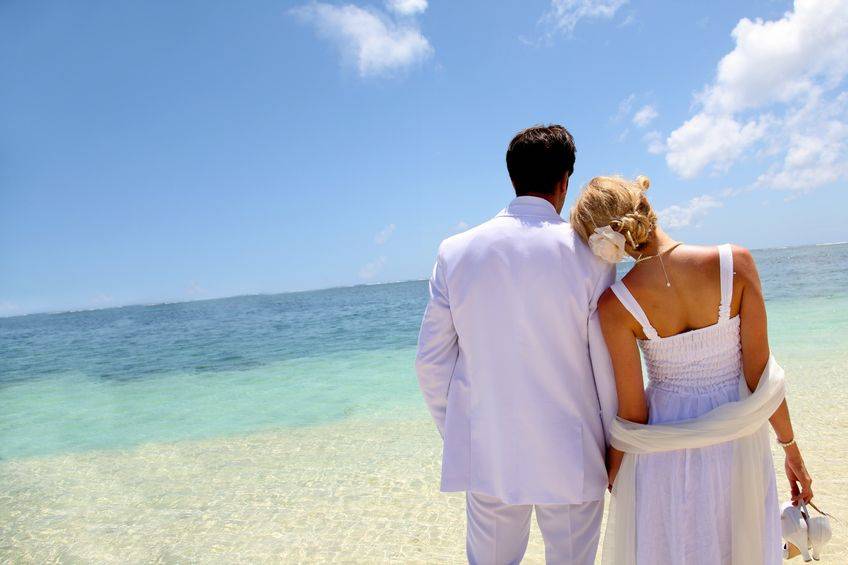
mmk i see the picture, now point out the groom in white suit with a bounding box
[415,125,617,564]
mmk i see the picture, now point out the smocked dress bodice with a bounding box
[640,315,742,394]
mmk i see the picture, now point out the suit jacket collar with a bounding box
[500,196,563,222]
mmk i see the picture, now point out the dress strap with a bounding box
[610,281,660,340]
[717,244,734,322]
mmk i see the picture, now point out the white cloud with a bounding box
[643,130,665,154]
[374,223,396,244]
[701,1,848,115]
[385,0,427,16]
[660,0,848,192]
[291,3,433,77]
[0,301,22,317]
[359,256,387,280]
[719,186,746,198]
[615,96,658,143]
[89,293,114,307]
[666,114,770,178]
[658,195,723,229]
[632,105,658,127]
[186,281,207,297]
[613,93,635,122]
[617,12,636,28]
[755,91,848,191]
[453,220,469,233]
[541,0,629,36]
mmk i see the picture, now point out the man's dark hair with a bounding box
[505,125,576,196]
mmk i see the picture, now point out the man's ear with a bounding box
[561,173,570,197]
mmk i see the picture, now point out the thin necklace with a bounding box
[634,242,683,287]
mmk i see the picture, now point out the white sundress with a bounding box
[609,244,782,565]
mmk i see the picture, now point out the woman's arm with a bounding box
[598,289,648,488]
[735,246,813,504]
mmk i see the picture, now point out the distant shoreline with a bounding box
[3,241,845,321]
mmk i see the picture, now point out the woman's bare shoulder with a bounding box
[598,286,640,331]
[727,244,760,284]
[677,243,721,264]
[598,286,623,318]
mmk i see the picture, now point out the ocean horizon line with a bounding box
[3,241,845,321]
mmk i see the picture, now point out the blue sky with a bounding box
[1,0,846,316]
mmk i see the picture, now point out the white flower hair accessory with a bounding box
[588,226,627,263]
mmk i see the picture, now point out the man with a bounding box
[415,125,617,564]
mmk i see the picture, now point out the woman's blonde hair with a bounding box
[570,175,657,251]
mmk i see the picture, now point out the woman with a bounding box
[570,175,813,564]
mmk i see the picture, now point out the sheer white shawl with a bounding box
[602,355,786,565]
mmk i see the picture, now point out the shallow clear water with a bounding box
[1,243,847,562]
[0,283,425,459]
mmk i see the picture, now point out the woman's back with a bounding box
[615,244,742,340]
[612,244,742,407]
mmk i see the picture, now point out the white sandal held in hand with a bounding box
[781,502,811,562]
[805,501,833,561]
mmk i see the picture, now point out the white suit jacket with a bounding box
[415,196,617,505]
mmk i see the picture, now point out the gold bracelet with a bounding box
[778,437,796,448]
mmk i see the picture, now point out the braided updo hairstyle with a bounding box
[570,175,657,252]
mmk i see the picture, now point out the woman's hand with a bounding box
[606,446,623,492]
[784,444,813,505]
[607,468,618,492]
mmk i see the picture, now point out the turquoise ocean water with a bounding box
[1,244,846,462]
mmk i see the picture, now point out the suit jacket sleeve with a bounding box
[589,263,618,444]
[414,252,459,438]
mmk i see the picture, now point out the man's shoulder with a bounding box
[559,222,612,271]
[438,217,597,261]
[436,215,505,258]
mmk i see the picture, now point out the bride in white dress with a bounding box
[570,175,814,564]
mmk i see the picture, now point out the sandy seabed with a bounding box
[2,370,847,564]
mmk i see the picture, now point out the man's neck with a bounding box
[520,192,562,214]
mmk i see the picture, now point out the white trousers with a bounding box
[466,492,603,565]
